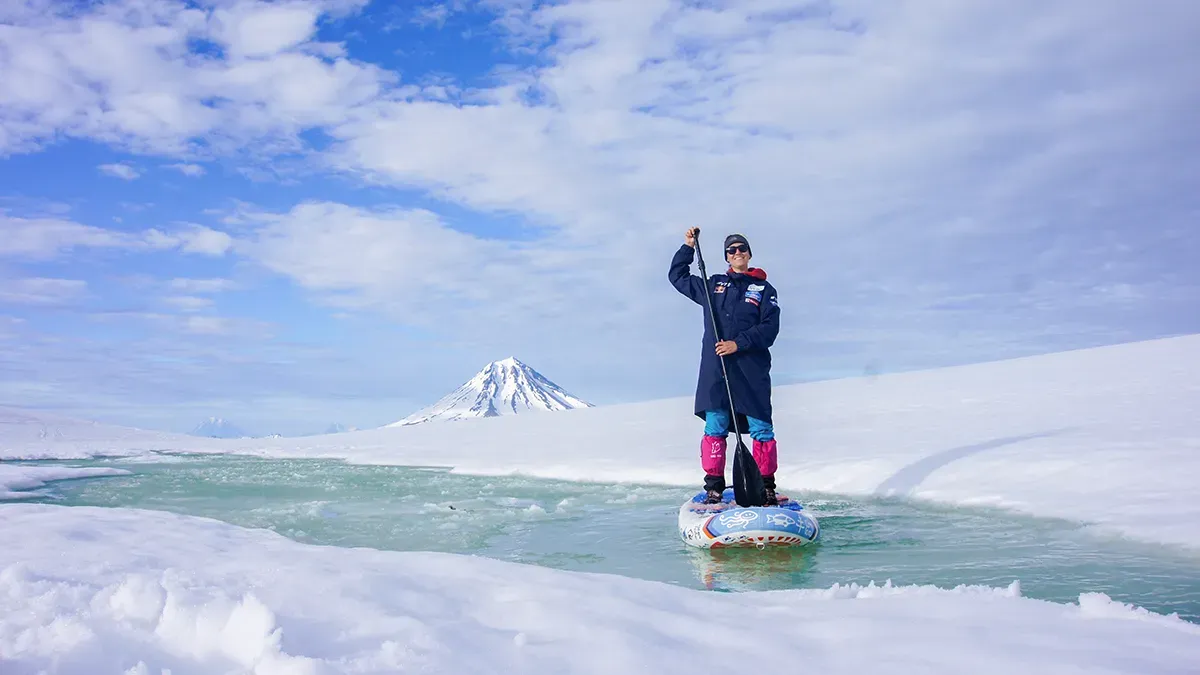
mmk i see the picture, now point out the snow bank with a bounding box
[0,464,129,500]
[1,504,1197,674]
[0,407,180,458]
[4,334,1200,551]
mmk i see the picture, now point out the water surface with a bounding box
[15,453,1200,622]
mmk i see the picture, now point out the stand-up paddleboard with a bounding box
[679,488,819,549]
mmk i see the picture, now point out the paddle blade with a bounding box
[731,437,767,507]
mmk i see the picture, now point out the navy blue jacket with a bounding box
[669,244,780,425]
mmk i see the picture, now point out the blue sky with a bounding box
[2,0,1198,436]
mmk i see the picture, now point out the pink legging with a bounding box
[701,433,778,477]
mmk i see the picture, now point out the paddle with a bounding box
[693,230,768,508]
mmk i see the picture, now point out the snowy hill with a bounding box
[0,406,176,451]
[387,357,591,426]
[190,417,248,439]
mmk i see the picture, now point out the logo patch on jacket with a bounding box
[744,290,761,306]
[714,281,730,294]
[748,284,765,292]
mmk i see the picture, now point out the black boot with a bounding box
[704,474,725,504]
[763,475,778,506]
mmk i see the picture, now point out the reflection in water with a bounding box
[688,546,817,592]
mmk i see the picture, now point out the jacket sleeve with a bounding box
[668,244,707,306]
[734,285,780,352]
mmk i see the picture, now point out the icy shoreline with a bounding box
[0,464,130,500]
[2,504,1198,674]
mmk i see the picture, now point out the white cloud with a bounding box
[182,315,238,335]
[236,201,526,319]
[164,295,214,312]
[0,0,389,157]
[225,199,651,369]
[1,213,233,259]
[412,4,455,28]
[209,1,321,59]
[183,227,234,256]
[98,162,140,180]
[168,278,236,293]
[166,163,205,176]
[89,310,272,338]
[0,277,87,305]
[145,224,234,256]
[1,214,135,259]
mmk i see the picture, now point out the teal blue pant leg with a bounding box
[705,409,774,441]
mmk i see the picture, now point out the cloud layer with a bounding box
[1,214,232,259]
[0,0,388,157]
[327,0,1200,376]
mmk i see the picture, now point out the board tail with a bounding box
[732,436,767,507]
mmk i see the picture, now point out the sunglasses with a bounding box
[725,244,749,255]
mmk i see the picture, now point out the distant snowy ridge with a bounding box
[0,406,175,451]
[387,357,591,426]
[190,417,248,439]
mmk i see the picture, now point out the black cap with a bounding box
[724,233,751,256]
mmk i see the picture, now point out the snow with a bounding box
[0,464,130,500]
[2,504,1198,674]
[386,357,591,426]
[0,407,176,452]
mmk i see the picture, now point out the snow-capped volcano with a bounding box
[387,357,591,427]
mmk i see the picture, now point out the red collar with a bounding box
[727,267,767,280]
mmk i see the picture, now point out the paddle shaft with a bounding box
[692,232,747,449]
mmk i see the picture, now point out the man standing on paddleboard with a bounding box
[669,227,782,505]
